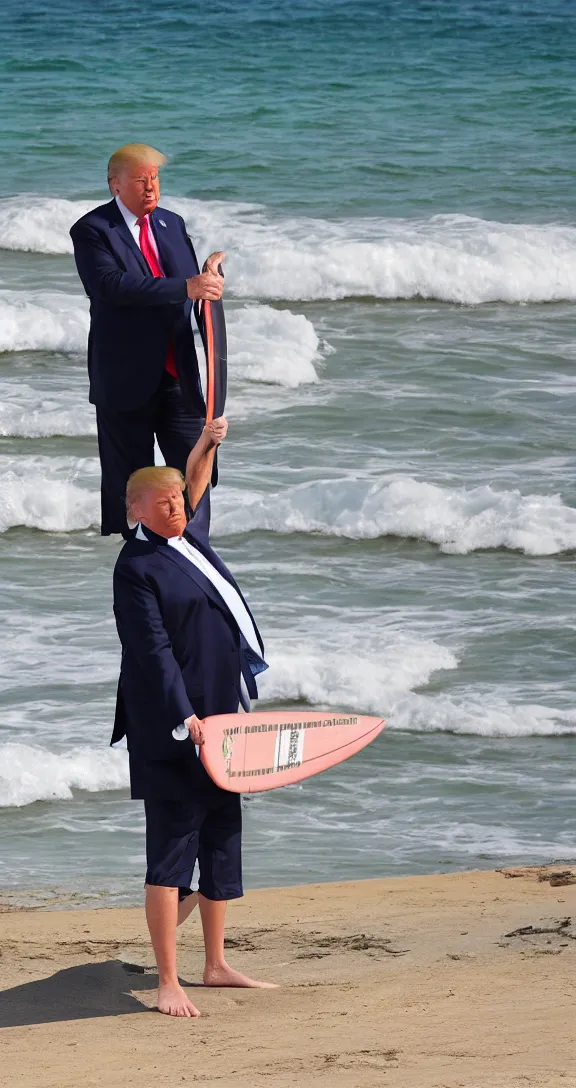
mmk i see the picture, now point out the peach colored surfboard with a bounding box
[200,710,386,793]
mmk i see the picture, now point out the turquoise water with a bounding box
[3,0,576,218]
[0,0,575,904]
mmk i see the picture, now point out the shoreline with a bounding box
[1,865,574,1087]
[2,856,575,913]
[1,852,574,913]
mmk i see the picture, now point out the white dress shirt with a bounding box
[115,196,161,264]
[168,534,261,657]
[135,524,258,735]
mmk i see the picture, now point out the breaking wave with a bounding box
[3,194,576,303]
[0,286,322,387]
[0,743,128,807]
[0,455,100,533]
[212,476,576,556]
[262,639,576,739]
[2,465,575,555]
[0,290,89,354]
[1,622,573,808]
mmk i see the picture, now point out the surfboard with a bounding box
[200,710,386,793]
[195,267,227,423]
[191,273,227,509]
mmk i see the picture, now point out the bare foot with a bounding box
[203,962,278,989]
[177,892,198,927]
[157,981,201,1017]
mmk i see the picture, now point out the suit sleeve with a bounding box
[113,561,195,760]
[70,220,188,307]
[185,490,212,548]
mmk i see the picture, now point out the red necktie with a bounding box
[137,214,177,377]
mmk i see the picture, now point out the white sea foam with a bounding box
[2,463,575,553]
[390,692,576,739]
[0,196,94,255]
[147,201,576,304]
[0,743,128,807]
[177,202,576,304]
[261,632,457,707]
[0,285,322,387]
[0,624,573,808]
[261,628,576,739]
[212,477,576,555]
[0,381,95,437]
[4,194,576,303]
[0,455,99,533]
[0,291,322,438]
[262,628,576,738]
[0,290,89,354]
[227,305,321,387]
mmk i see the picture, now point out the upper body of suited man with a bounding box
[112,420,275,1018]
[70,142,225,536]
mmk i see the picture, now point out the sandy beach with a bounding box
[0,865,574,1087]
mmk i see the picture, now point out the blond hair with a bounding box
[107,143,167,182]
[126,466,185,518]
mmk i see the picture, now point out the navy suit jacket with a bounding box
[112,501,267,800]
[70,199,205,414]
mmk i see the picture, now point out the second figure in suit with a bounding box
[70,143,224,537]
[112,418,276,1017]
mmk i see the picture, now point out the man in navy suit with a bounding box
[70,143,225,536]
[112,419,276,1017]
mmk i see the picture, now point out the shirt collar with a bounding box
[115,195,143,230]
[136,521,199,547]
[135,522,168,545]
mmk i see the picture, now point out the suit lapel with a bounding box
[160,544,235,620]
[150,210,174,276]
[107,200,151,277]
[137,523,264,655]
[182,526,265,655]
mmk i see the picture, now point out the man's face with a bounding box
[132,485,187,538]
[112,163,161,218]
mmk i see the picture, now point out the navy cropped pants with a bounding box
[144,790,243,903]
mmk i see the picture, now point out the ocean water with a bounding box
[0,0,575,905]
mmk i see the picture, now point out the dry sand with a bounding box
[0,866,574,1088]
